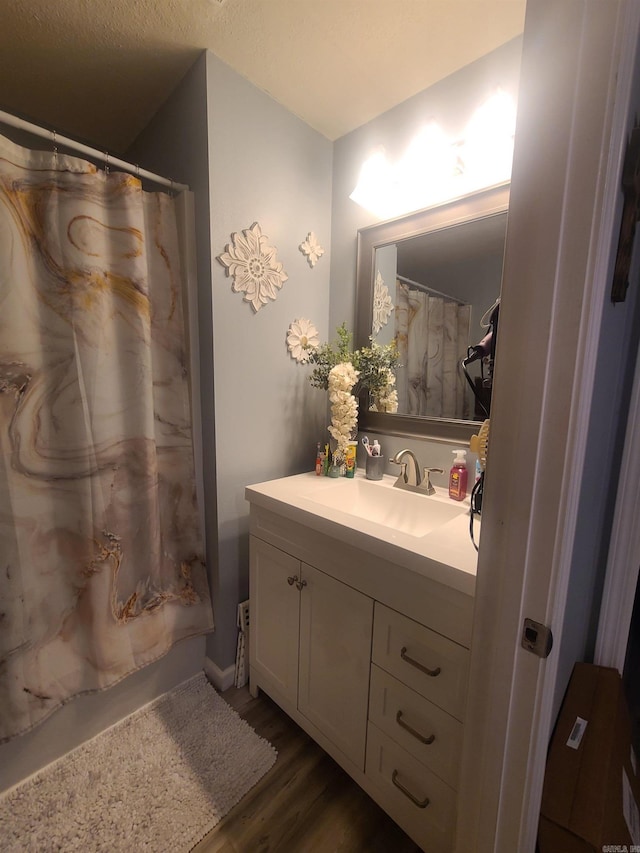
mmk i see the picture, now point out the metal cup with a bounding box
[365,454,385,480]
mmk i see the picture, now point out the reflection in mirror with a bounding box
[356,184,509,442]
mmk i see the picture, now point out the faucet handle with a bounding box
[390,459,408,485]
[421,467,444,495]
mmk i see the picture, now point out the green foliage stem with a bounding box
[307,323,399,399]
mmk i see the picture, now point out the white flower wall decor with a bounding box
[217,221,288,312]
[287,318,320,363]
[299,231,325,268]
[372,271,394,334]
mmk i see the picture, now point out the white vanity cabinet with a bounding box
[247,485,476,853]
[249,535,374,769]
[365,603,469,851]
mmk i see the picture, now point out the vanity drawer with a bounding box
[366,721,456,853]
[372,603,469,720]
[369,664,462,790]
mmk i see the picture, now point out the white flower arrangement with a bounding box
[307,324,399,464]
[370,368,399,413]
[327,362,359,463]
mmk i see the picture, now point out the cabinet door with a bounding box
[298,562,374,769]
[249,536,300,705]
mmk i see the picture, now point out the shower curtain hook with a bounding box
[52,130,58,167]
[104,151,110,176]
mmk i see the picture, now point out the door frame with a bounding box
[456,2,640,851]
[595,338,640,670]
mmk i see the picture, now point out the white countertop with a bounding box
[245,469,479,596]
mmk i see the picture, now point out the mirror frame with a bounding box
[355,182,510,443]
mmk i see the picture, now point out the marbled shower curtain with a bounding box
[395,281,472,419]
[0,133,214,742]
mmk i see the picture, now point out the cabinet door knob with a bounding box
[391,770,430,808]
[287,575,298,586]
[400,646,441,677]
[295,579,307,591]
[395,710,435,745]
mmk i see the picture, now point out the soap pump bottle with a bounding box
[449,449,468,501]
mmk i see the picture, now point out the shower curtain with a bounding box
[395,280,472,419]
[0,133,214,742]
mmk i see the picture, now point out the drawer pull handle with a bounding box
[400,646,441,677]
[287,575,298,586]
[295,579,307,591]
[391,770,430,809]
[396,710,435,745]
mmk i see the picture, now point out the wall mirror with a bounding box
[355,182,509,442]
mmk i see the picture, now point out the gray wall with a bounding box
[130,51,333,673]
[204,53,332,669]
[330,37,523,479]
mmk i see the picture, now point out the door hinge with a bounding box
[521,618,553,658]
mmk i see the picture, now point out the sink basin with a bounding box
[246,470,479,595]
[304,477,467,538]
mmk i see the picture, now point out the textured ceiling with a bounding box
[0,0,526,154]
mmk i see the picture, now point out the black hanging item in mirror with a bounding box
[611,123,640,303]
[469,416,491,551]
[463,297,499,550]
[461,298,500,419]
[469,472,484,552]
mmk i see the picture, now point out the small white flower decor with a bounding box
[217,221,288,312]
[372,270,394,334]
[327,362,360,464]
[286,318,319,363]
[299,231,325,268]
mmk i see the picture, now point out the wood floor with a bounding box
[192,686,422,853]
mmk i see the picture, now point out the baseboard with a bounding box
[203,656,235,693]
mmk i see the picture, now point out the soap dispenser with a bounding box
[449,449,468,501]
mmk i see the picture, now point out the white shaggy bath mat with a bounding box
[0,672,277,852]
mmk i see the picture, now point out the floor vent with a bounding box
[234,599,250,688]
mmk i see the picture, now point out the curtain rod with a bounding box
[0,110,188,193]
[397,274,466,305]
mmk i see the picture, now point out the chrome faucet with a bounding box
[390,449,423,488]
[390,449,443,495]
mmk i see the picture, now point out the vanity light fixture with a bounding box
[350,90,516,220]
[457,89,516,191]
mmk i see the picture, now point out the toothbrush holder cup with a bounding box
[365,454,385,480]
